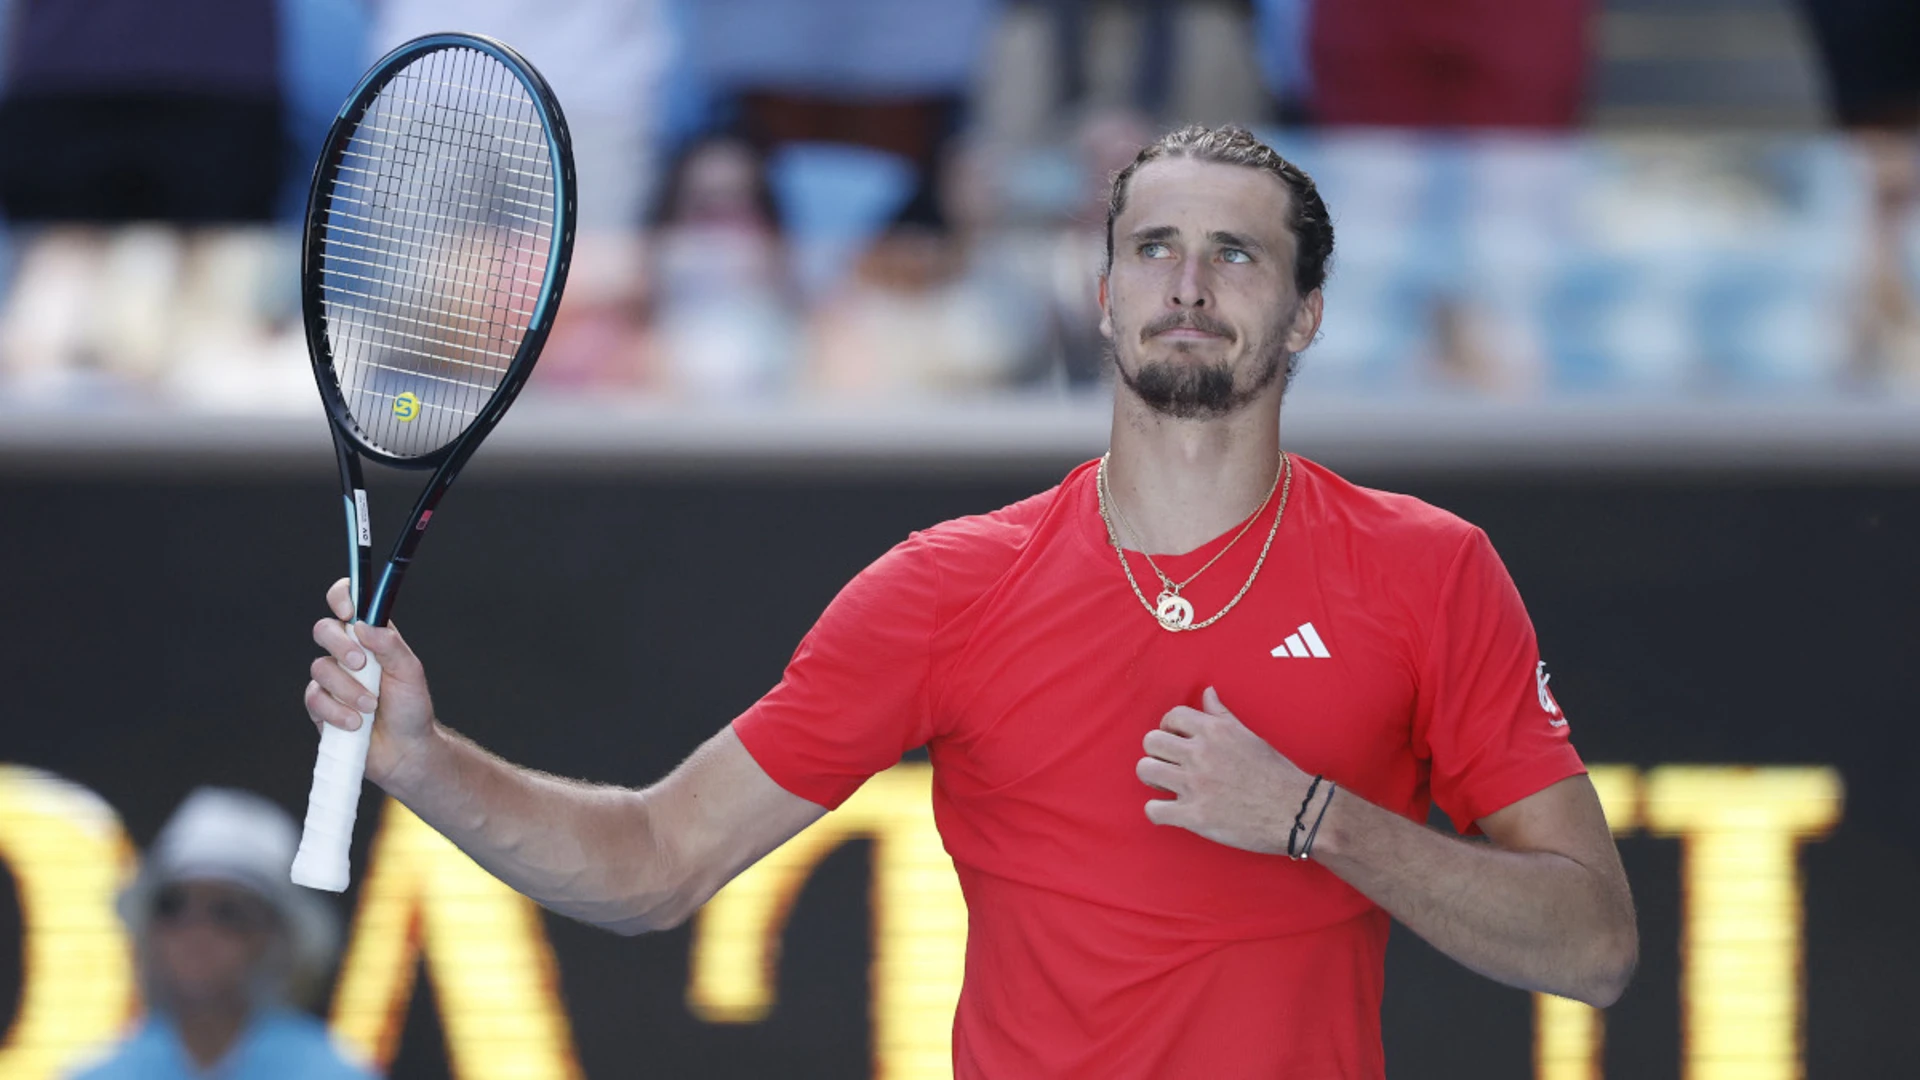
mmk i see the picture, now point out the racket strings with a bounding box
[319,45,557,459]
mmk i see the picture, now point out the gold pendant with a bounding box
[1154,591,1194,631]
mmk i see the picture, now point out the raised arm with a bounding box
[304,580,825,933]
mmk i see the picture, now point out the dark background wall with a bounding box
[2,459,1917,1076]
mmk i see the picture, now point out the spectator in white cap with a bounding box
[69,788,373,1080]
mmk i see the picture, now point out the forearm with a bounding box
[1311,790,1637,1006]
[380,723,685,934]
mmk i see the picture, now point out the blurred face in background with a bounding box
[670,140,775,232]
[146,880,279,1013]
[1100,158,1317,419]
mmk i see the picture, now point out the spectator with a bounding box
[646,135,800,397]
[1040,0,1178,122]
[808,140,1053,396]
[279,0,374,221]
[683,0,1003,231]
[1255,0,1592,130]
[68,788,371,1080]
[366,0,673,232]
[366,1,675,395]
[1853,138,1920,388]
[372,1,675,394]
[1250,0,1312,124]
[1050,109,1154,387]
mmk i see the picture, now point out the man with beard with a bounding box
[305,125,1636,1077]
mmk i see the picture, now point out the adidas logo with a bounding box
[1270,622,1331,659]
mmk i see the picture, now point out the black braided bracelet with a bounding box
[1300,782,1339,861]
[1286,775,1324,860]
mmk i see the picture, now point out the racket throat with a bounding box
[363,560,410,627]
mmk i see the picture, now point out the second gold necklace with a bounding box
[1096,452,1292,631]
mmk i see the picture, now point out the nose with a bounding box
[1170,254,1211,309]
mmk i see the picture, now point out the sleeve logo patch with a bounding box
[1537,661,1568,727]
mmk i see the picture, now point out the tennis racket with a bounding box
[290,33,575,892]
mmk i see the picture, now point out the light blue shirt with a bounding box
[69,1010,374,1080]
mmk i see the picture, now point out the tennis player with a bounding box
[306,124,1636,1077]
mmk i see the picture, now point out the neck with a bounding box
[1105,388,1284,555]
[173,1002,251,1070]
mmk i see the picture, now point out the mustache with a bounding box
[1141,312,1236,343]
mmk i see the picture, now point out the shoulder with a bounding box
[906,484,1057,563]
[65,1051,132,1080]
[1291,455,1508,620]
[251,1010,377,1079]
[813,477,1068,637]
[64,1022,168,1080]
[868,477,1069,592]
[1295,455,1483,562]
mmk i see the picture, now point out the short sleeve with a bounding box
[731,534,942,810]
[1412,528,1586,833]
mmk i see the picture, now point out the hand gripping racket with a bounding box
[290,34,575,892]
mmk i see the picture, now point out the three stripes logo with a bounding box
[1270,622,1331,659]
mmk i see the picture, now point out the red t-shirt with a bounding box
[733,457,1585,1078]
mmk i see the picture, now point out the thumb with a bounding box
[353,622,405,661]
[1202,686,1229,716]
[350,622,425,694]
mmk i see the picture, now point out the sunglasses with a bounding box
[151,885,275,935]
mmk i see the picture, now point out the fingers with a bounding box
[311,584,372,734]
[311,646,377,706]
[327,578,353,620]
[1142,729,1189,763]
[1144,796,1185,827]
[1164,693,1249,737]
[1136,756,1184,795]
[305,676,365,732]
[1160,706,1205,736]
[354,623,422,683]
[1202,686,1230,716]
[310,613,382,731]
[313,617,369,673]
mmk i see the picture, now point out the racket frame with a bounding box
[302,32,577,628]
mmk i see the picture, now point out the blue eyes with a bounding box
[1136,242,1252,264]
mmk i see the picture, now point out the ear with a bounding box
[1097,274,1114,340]
[1285,288,1323,355]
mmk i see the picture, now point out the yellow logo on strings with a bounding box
[393,392,421,422]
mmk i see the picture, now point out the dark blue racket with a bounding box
[291,33,575,892]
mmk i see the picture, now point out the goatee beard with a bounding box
[1111,342,1289,420]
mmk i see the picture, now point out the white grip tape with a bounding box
[290,626,382,892]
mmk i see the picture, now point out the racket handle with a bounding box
[291,628,383,892]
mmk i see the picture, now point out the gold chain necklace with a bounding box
[1103,453,1281,598]
[1096,451,1292,631]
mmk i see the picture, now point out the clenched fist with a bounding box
[304,578,441,790]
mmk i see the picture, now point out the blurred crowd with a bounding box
[0,0,1916,408]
